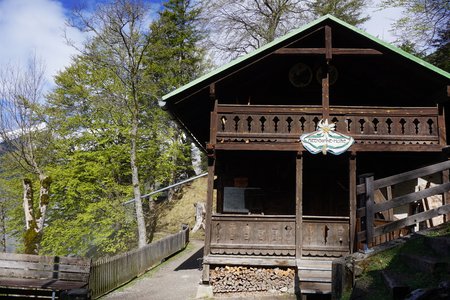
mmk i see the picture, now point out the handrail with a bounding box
[357,160,450,247]
[123,172,207,205]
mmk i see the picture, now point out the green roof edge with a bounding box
[162,14,450,102]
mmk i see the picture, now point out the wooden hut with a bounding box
[161,15,450,295]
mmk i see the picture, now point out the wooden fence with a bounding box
[89,226,189,299]
[356,160,450,248]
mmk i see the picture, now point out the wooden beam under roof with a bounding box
[273,48,383,55]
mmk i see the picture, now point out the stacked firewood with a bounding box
[210,266,295,293]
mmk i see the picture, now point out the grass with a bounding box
[153,177,207,241]
[352,222,450,299]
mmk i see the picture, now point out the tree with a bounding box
[307,0,370,25]
[381,0,450,51]
[200,0,370,61]
[426,24,450,72]
[67,0,152,248]
[145,0,207,179]
[0,57,53,254]
[200,0,308,61]
[146,0,207,98]
[44,57,138,257]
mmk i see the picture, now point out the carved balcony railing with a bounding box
[210,215,296,256]
[302,216,350,258]
[214,105,441,148]
[209,214,351,258]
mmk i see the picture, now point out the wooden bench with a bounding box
[0,252,91,299]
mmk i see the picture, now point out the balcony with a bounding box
[212,104,443,152]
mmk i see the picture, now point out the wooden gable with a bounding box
[161,15,450,151]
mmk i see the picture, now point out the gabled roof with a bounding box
[162,14,450,103]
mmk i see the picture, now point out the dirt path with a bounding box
[102,239,204,300]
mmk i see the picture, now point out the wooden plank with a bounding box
[0,269,55,279]
[373,182,450,213]
[299,281,331,294]
[0,253,54,263]
[374,204,450,237]
[210,244,295,250]
[358,204,450,241]
[0,278,87,290]
[273,48,382,55]
[217,104,437,116]
[357,160,450,195]
[203,255,296,267]
[211,214,295,221]
[214,143,302,152]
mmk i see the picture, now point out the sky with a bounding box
[0,0,403,91]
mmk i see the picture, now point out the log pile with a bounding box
[210,266,295,293]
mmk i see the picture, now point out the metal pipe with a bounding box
[123,172,208,205]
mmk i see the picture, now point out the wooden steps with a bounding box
[381,270,410,300]
[297,258,332,294]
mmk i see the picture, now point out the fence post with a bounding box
[358,173,374,252]
[365,176,375,251]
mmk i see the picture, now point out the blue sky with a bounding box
[0,0,403,90]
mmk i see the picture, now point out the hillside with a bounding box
[153,177,207,241]
[350,222,450,300]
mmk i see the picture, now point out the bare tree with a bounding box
[200,0,371,62]
[0,56,52,254]
[381,0,450,51]
[67,0,151,248]
[201,0,309,61]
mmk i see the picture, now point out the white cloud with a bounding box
[0,0,85,89]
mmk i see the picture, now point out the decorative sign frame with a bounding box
[300,119,354,155]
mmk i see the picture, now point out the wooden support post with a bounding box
[295,152,303,260]
[202,102,218,284]
[322,74,329,120]
[325,25,332,60]
[365,176,375,246]
[202,152,215,283]
[321,26,332,120]
[438,104,446,146]
[349,152,357,253]
[442,169,449,223]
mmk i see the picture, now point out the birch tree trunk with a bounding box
[23,179,35,231]
[23,178,39,254]
[37,175,51,232]
[131,115,147,248]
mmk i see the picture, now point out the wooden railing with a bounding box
[214,104,440,146]
[210,214,296,256]
[302,216,350,257]
[356,161,450,248]
[90,227,189,299]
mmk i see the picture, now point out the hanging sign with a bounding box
[300,119,354,155]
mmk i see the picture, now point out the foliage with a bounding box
[307,0,370,25]
[37,0,206,256]
[0,56,54,253]
[426,24,450,72]
[380,0,450,51]
[146,0,207,99]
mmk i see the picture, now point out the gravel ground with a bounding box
[102,239,204,300]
